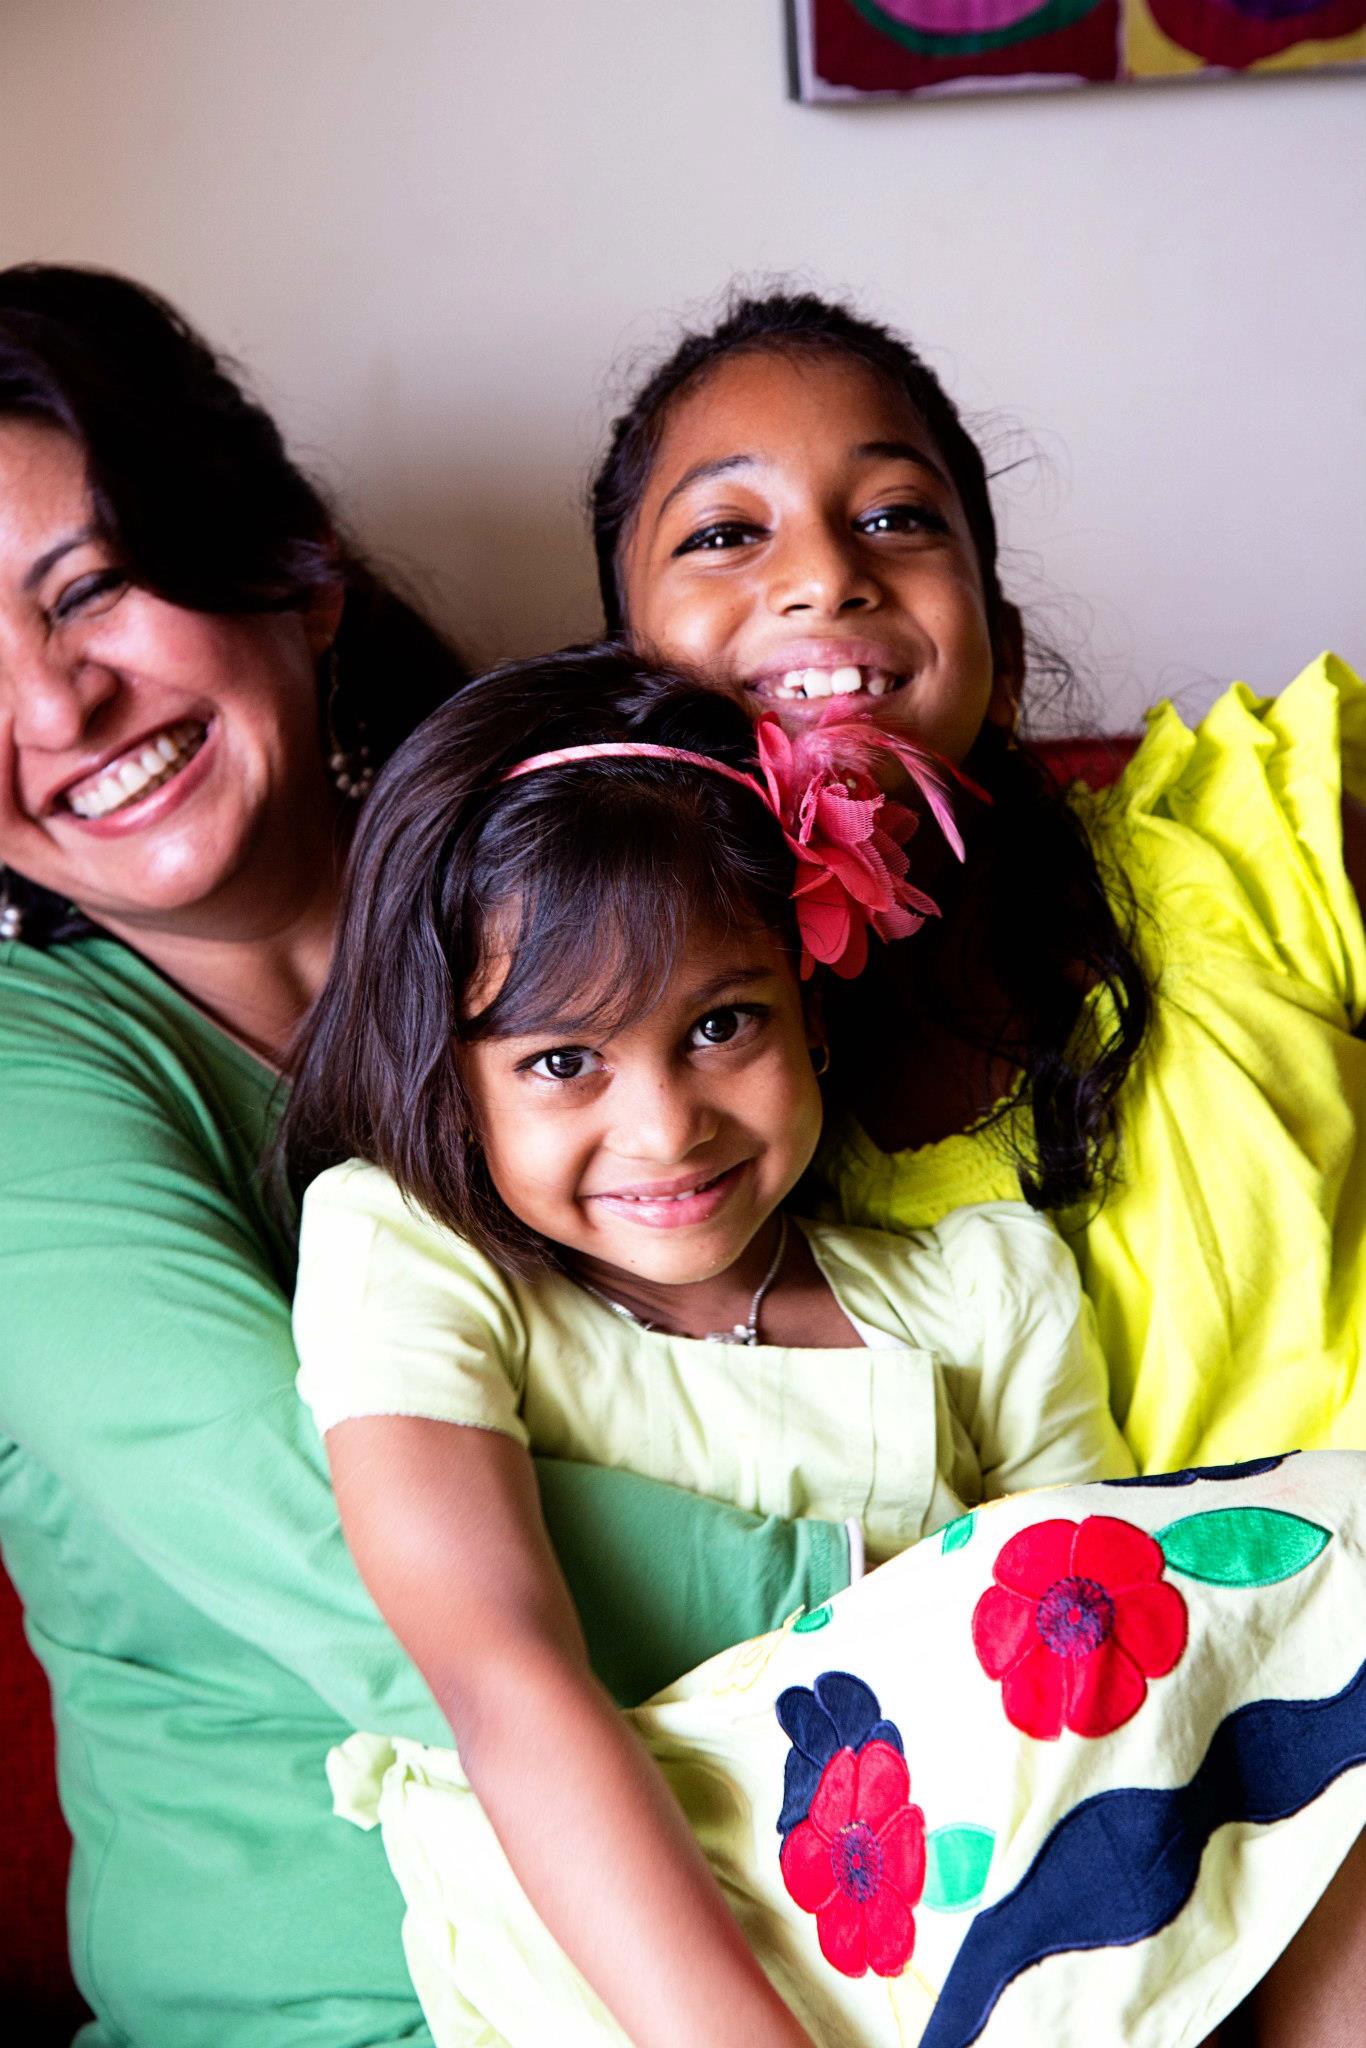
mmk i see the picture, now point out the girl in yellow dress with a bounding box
[283,649,1366,2048]
[591,290,1366,1474]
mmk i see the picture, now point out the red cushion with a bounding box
[1031,733,1138,790]
[0,1565,90,2034]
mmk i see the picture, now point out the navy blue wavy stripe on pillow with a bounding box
[1103,1454,1292,1489]
[922,1653,1366,2048]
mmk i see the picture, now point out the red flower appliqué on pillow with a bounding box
[779,1740,926,1977]
[972,1515,1188,1740]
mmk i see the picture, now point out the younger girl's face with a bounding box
[461,922,824,1295]
[620,350,1018,766]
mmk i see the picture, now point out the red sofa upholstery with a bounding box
[0,730,1136,2039]
[0,1567,91,2036]
[1031,732,1138,791]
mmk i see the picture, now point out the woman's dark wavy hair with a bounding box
[0,263,467,944]
[589,288,1151,1213]
[280,644,803,1276]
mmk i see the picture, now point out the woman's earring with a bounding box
[811,1043,831,1078]
[0,870,23,944]
[324,647,374,802]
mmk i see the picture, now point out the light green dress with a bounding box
[821,654,1366,1472]
[290,1172,1156,2045]
[294,1171,1134,1556]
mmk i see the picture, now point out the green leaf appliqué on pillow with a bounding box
[793,1603,833,1634]
[1155,1507,1330,1587]
[923,1823,995,1912]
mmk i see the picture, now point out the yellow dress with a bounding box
[820,655,1366,1472]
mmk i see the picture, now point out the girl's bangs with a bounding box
[464,776,795,1044]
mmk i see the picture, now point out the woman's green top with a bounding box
[0,934,845,2048]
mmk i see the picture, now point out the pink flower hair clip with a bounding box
[503,705,984,980]
[751,705,981,979]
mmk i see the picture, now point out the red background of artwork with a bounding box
[809,0,1122,92]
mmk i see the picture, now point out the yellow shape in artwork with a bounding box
[1125,0,1366,78]
[1125,0,1204,73]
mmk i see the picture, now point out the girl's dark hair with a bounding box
[0,263,467,944]
[589,288,1150,1213]
[280,644,801,1275]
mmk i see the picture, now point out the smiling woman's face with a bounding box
[621,349,1017,766]
[0,418,340,937]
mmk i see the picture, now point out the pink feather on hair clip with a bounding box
[752,705,981,980]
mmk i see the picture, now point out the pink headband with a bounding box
[505,741,764,802]
[503,709,979,981]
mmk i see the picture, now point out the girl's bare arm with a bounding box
[326,1414,814,2048]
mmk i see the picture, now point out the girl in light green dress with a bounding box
[283,646,1366,2048]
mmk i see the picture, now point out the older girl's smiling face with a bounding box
[0,418,340,937]
[621,349,1018,765]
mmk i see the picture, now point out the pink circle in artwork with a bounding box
[868,0,1059,29]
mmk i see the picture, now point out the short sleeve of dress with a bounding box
[1092,652,1366,1029]
[931,1202,1134,1495]
[294,1160,529,1444]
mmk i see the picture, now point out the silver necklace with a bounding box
[578,1214,789,1347]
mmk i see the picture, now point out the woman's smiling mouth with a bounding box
[60,719,210,820]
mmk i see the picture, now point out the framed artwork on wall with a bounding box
[785,0,1366,100]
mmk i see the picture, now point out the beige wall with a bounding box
[1,1,1362,727]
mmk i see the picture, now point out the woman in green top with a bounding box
[0,265,846,2048]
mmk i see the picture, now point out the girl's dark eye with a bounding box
[673,521,764,558]
[856,503,950,539]
[527,1046,603,1082]
[51,570,127,625]
[691,1005,762,1049]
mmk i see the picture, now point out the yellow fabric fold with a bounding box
[821,655,1366,1470]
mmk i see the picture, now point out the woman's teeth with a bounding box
[771,667,896,700]
[67,721,207,819]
